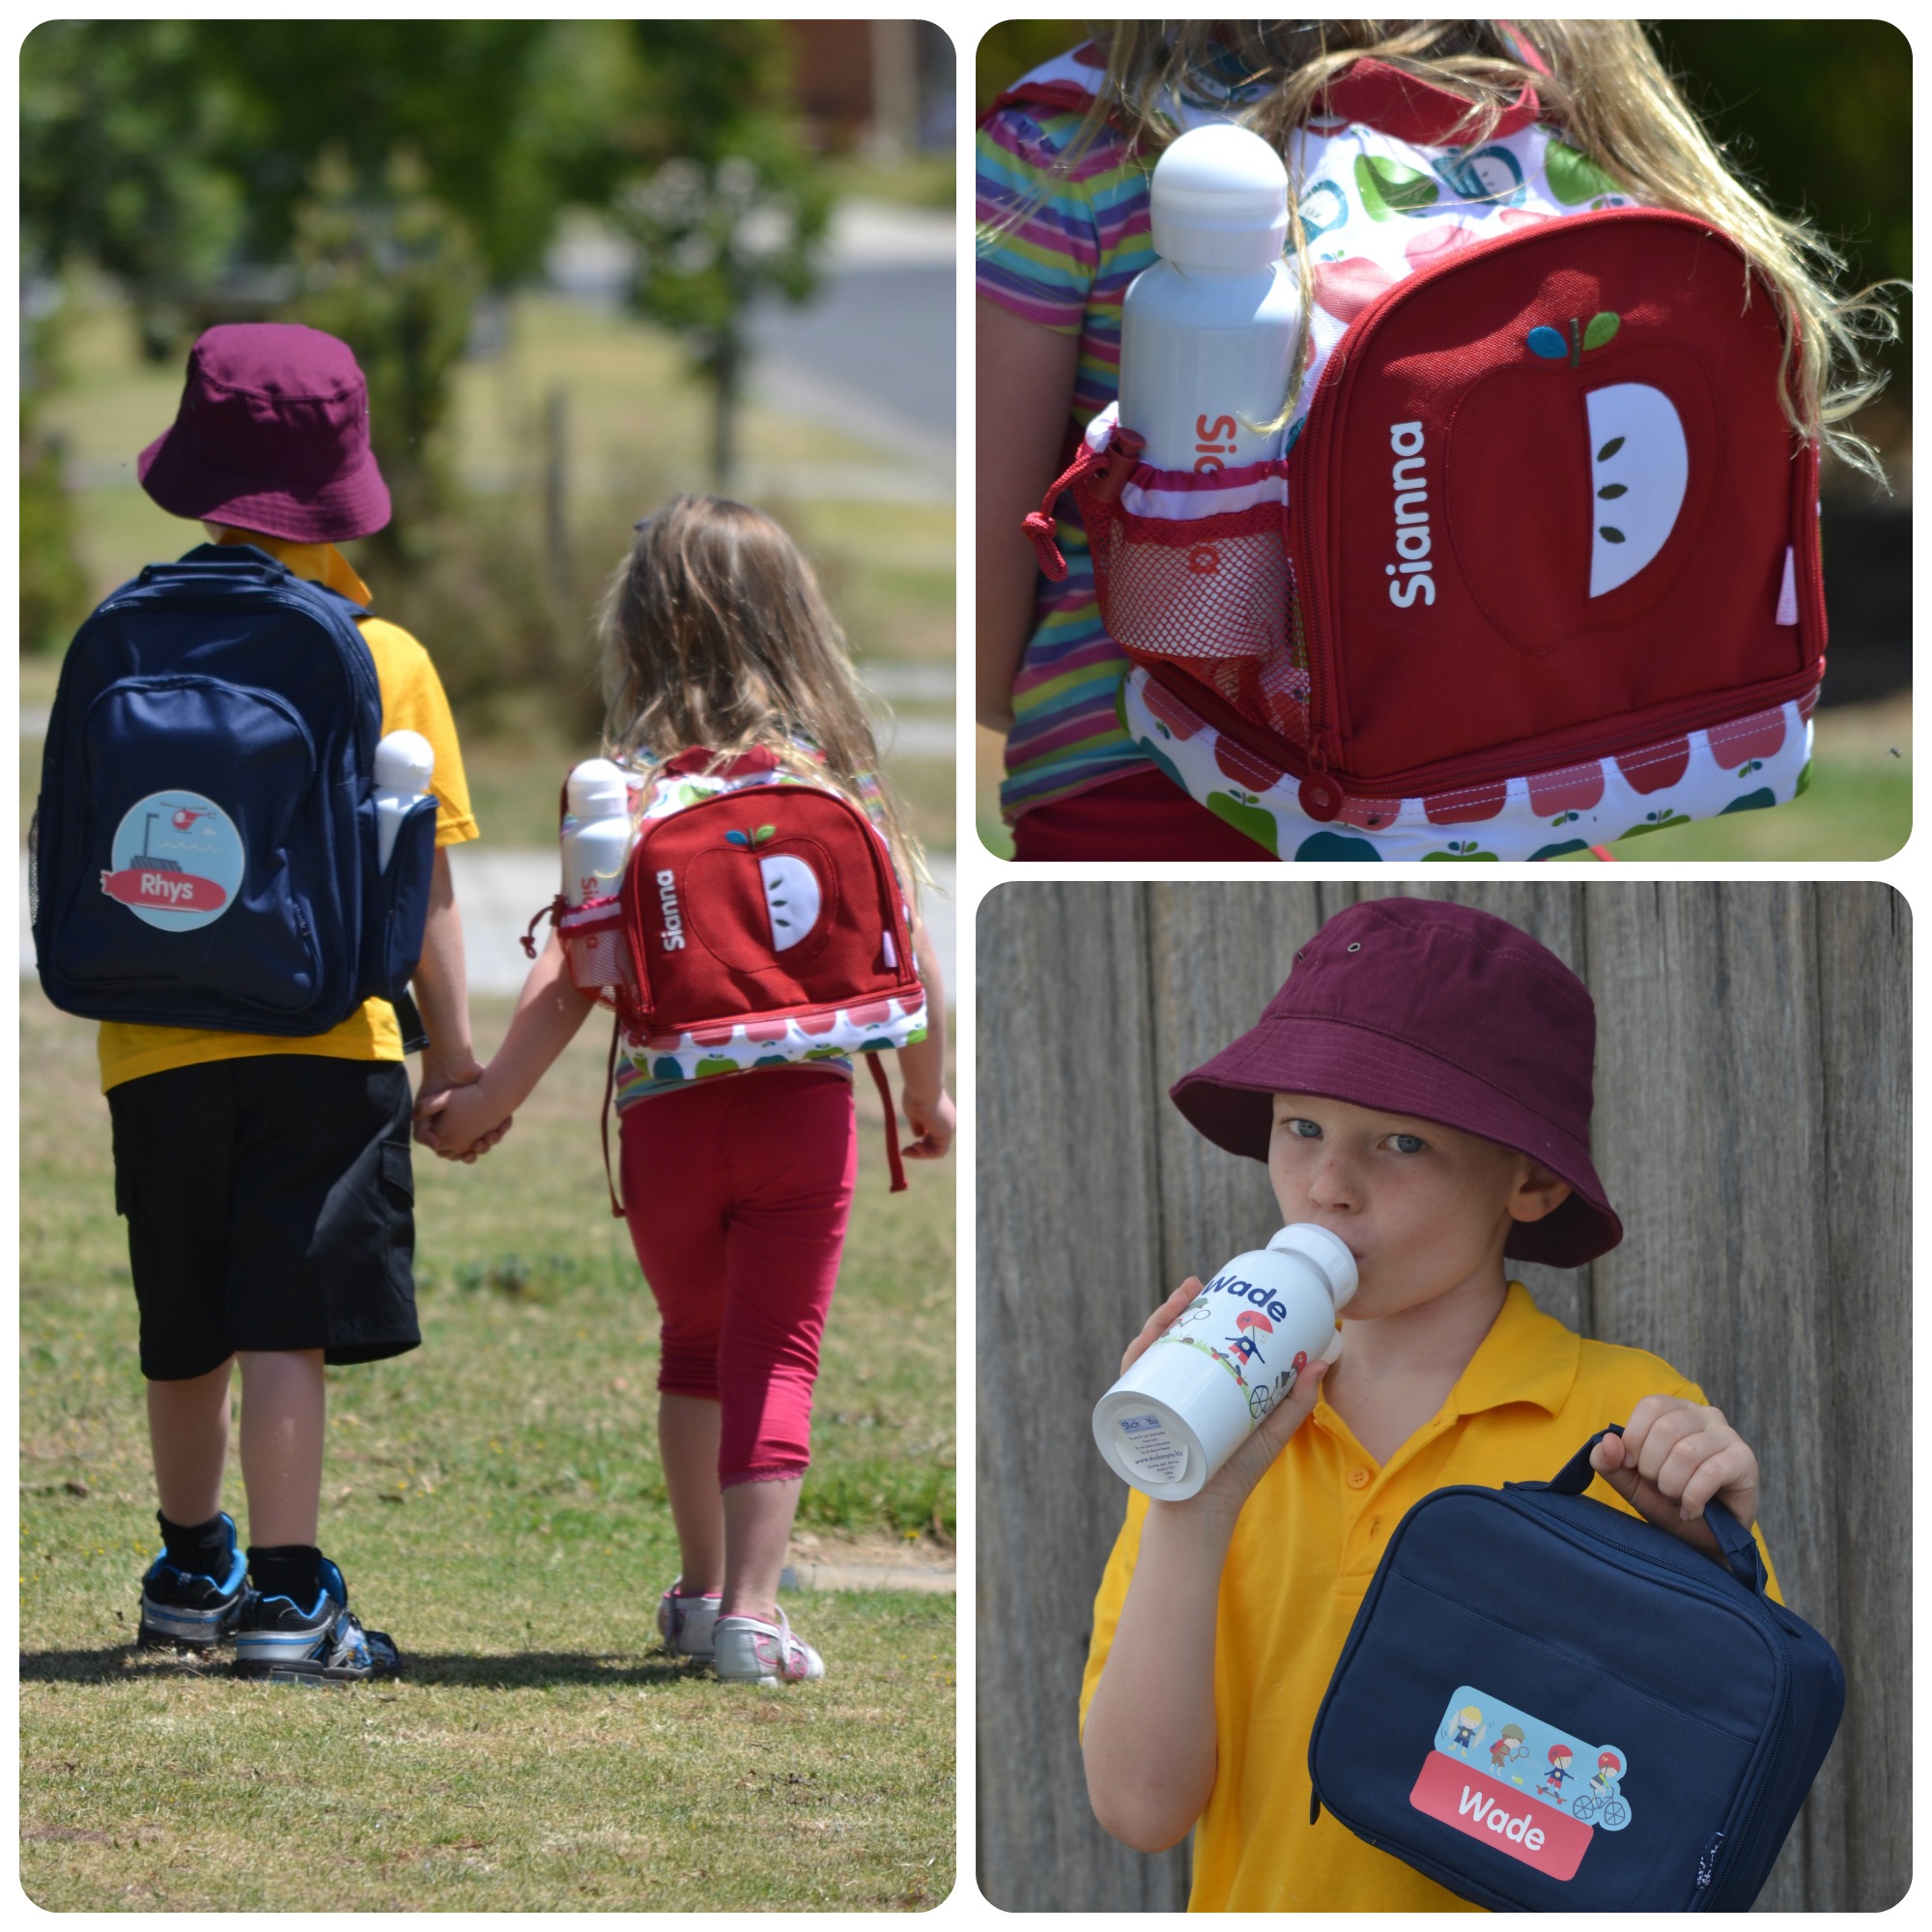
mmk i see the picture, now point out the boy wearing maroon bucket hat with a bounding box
[93,324,489,1680]
[1078,897,1781,1910]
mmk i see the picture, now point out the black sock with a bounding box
[247,1544,325,1605]
[157,1510,231,1575]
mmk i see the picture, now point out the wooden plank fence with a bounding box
[976,882,1909,1913]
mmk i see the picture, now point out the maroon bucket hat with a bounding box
[138,324,390,544]
[1169,897,1622,1267]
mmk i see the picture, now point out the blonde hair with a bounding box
[599,495,927,904]
[1020,21,1899,479]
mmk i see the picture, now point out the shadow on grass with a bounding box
[21,1646,703,1689]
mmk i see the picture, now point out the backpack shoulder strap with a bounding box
[867,1052,908,1194]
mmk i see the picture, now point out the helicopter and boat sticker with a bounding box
[1408,1684,1632,1881]
[99,791,244,931]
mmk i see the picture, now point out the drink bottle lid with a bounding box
[373,728,435,792]
[1267,1223,1359,1309]
[566,757,630,820]
[1150,124,1290,270]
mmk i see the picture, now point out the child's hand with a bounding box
[416,1078,513,1164]
[1121,1279,1335,1527]
[901,1084,955,1160]
[412,1056,510,1160]
[1589,1395,1760,1560]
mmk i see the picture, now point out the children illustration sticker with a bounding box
[99,791,244,931]
[1409,1684,1631,1882]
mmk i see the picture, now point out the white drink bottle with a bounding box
[561,759,633,906]
[1093,1223,1357,1500]
[1117,122,1299,473]
[372,730,435,872]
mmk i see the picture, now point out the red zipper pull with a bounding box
[1298,743,1344,822]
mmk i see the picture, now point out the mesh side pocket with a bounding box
[557,895,633,1000]
[1084,493,1292,668]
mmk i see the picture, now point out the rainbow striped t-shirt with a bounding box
[977,95,1159,822]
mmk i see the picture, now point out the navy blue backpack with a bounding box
[1308,1428,1844,1911]
[31,545,438,1040]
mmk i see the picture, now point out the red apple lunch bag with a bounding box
[531,747,926,1201]
[1014,59,1826,861]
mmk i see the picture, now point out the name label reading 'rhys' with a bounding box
[656,868,686,951]
[1386,421,1435,608]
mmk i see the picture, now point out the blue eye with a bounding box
[1282,1118,1321,1140]
[1388,1133,1427,1154]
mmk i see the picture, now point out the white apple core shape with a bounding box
[1584,383,1689,597]
[759,853,822,951]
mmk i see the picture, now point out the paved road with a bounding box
[23,849,958,1004]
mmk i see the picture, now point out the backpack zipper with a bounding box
[1156,658,1821,813]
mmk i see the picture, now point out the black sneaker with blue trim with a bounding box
[137,1512,250,1651]
[233,1556,400,1683]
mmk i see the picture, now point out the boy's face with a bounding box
[1266,1092,1570,1320]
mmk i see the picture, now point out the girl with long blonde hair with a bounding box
[427,495,952,1685]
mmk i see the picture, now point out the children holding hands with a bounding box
[1080,898,1772,1908]
[55,332,945,1699]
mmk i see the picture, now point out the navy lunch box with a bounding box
[1307,1429,1844,1911]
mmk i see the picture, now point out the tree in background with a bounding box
[287,148,485,553]
[20,21,243,357]
[616,21,832,486]
[19,18,839,663]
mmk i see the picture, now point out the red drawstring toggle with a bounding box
[1021,434,1119,582]
[521,895,567,959]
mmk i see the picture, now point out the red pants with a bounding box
[619,1067,857,1487]
[1009,768,1277,861]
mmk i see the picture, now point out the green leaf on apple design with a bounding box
[1617,810,1692,838]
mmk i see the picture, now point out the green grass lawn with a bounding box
[975,698,1911,862]
[19,986,955,1911]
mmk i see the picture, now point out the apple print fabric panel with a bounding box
[1411,1685,1632,1883]
[1122,673,1812,861]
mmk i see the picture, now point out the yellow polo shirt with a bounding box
[1078,1282,1781,1912]
[97,535,478,1092]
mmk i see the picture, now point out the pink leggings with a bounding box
[619,1067,857,1488]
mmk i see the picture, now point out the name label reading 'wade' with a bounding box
[1408,1684,1633,1884]
[1385,421,1435,608]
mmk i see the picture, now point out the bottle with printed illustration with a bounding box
[1093,1223,1356,1500]
[1117,122,1300,474]
[561,759,633,906]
